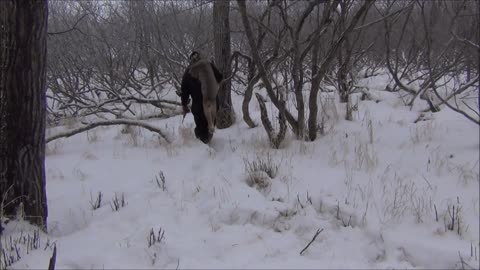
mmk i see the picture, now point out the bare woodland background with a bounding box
[1,0,479,232]
[45,0,479,134]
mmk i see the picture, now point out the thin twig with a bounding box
[297,194,305,209]
[300,228,324,256]
[47,244,57,270]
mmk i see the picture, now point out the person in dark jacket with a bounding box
[179,51,223,144]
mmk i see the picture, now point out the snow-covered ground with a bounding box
[3,73,479,269]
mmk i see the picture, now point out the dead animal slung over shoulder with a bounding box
[188,59,220,136]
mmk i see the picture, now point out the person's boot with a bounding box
[206,131,213,143]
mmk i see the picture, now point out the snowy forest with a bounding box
[1,0,479,269]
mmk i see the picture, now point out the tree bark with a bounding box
[213,0,234,128]
[255,93,286,149]
[242,72,260,128]
[0,0,49,229]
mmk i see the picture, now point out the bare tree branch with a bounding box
[48,13,90,36]
[353,2,414,31]
[46,119,171,143]
[451,31,480,50]
[430,86,479,125]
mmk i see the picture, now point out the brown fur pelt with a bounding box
[188,59,220,135]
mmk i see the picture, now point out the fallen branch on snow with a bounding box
[300,228,324,256]
[47,244,57,270]
[46,119,170,144]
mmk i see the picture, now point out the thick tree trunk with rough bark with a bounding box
[0,0,49,229]
[213,0,234,129]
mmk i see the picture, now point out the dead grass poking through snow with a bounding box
[82,151,98,160]
[243,151,281,190]
[86,129,99,143]
[353,138,378,173]
[409,121,437,144]
[46,139,64,156]
[178,125,195,144]
[125,125,143,146]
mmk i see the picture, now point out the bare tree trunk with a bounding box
[308,30,322,141]
[477,0,480,109]
[255,93,286,149]
[307,0,374,140]
[213,0,234,128]
[336,1,350,104]
[237,0,299,135]
[242,71,260,128]
[0,0,49,229]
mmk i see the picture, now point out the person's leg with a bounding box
[193,111,210,144]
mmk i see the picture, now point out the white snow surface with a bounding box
[4,75,480,269]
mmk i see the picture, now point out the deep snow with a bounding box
[2,73,479,269]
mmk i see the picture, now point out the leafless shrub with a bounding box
[238,0,375,141]
[244,152,279,179]
[383,1,479,125]
[45,1,193,144]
